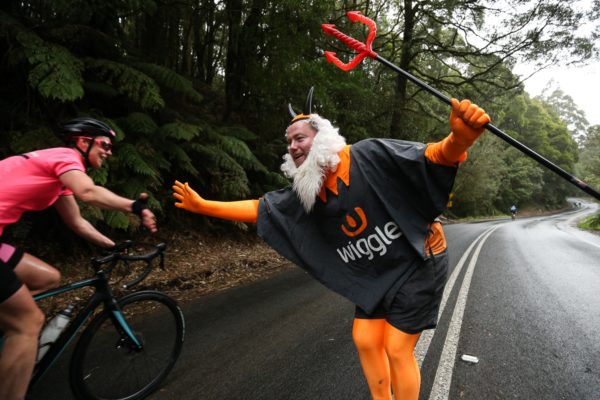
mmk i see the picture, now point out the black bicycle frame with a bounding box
[30,270,141,386]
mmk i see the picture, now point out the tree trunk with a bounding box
[223,0,243,121]
[390,0,416,137]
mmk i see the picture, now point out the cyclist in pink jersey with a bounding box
[0,118,158,400]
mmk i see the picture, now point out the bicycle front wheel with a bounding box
[70,291,185,400]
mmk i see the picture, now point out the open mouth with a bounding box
[293,153,306,165]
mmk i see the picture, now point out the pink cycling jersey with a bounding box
[0,147,85,236]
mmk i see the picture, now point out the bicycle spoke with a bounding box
[70,292,184,400]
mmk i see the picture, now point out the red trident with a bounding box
[321,11,377,71]
[320,11,600,200]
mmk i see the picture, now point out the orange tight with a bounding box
[352,318,421,400]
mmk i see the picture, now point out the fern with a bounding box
[1,11,84,102]
[78,202,104,225]
[9,127,62,154]
[88,165,109,186]
[159,141,199,176]
[115,143,160,178]
[83,81,120,99]
[26,44,84,102]
[190,143,251,198]
[158,122,201,141]
[217,135,268,173]
[117,112,158,136]
[220,173,251,198]
[134,62,203,104]
[104,210,132,230]
[217,125,258,141]
[264,171,290,188]
[195,127,224,146]
[84,58,165,111]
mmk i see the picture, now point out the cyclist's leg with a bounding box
[0,286,45,400]
[1,244,48,399]
[14,253,60,295]
[352,317,392,400]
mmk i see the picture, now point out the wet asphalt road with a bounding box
[31,200,600,400]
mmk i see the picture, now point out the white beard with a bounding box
[280,115,346,213]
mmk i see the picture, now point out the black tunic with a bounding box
[257,139,456,313]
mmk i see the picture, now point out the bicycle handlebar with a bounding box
[91,241,167,289]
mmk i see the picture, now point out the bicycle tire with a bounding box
[70,291,185,400]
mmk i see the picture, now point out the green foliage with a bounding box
[114,143,160,178]
[190,143,251,199]
[1,11,84,102]
[83,81,120,99]
[118,112,158,136]
[495,149,544,211]
[158,122,201,141]
[451,135,506,216]
[216,134,268,173]
[85,58,165,111]
[1,0,597,240]
[26,43,84,102]
[576,125,600,191]
[134,63,203,104]
[578,213,600,231]
[6,127,62,155]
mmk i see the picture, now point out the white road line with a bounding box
[415,225,499,365]
[428,225,500,400]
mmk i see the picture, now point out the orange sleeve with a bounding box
[425,221,447,256]
[201,199,259,223]
[425,132,470,166]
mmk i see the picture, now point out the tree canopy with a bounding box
[0,0,597,241]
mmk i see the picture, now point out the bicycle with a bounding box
[29,241,185,400]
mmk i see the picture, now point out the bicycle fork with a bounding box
[104,293,144,352]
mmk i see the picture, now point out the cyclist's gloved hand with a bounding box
[102,240,132,255]
[172,180,206,214]
[131,193,149,215]
[449,98,491,146]
[132,193,158,233]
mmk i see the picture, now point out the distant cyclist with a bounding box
[510,204,518,220]
[0,118,157,400]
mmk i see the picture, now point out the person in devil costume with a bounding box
[173,87,490,400]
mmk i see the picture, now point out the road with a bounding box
[31,200,600,399]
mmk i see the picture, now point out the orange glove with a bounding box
[449,98,490,145]
[425,98,491,166]
[172,180,259,223]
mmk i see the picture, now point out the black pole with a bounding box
[376,54,600,201]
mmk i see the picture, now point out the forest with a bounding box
[2,0,600,245]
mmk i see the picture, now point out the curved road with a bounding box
[31,200,600,399]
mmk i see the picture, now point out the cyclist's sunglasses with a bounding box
[80,136,113,151]
[94,138,113,152]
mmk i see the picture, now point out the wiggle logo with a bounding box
[341,207,368,237]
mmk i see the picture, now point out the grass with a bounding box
[578,213,600,232]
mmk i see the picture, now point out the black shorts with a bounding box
[0,243,25,303]
[355,251,449,334]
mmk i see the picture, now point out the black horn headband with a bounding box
[288,86,314,124]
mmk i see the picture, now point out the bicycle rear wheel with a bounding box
[70,291,185,400]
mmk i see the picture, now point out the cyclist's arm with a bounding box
[54,195,115,248]
[59,170,157,232]
[172,180,259,223]
[60,170,133,211]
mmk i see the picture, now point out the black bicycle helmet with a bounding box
[62,117,116,166]
[62,117,116,143]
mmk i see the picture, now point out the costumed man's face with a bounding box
[286,120,317,167]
